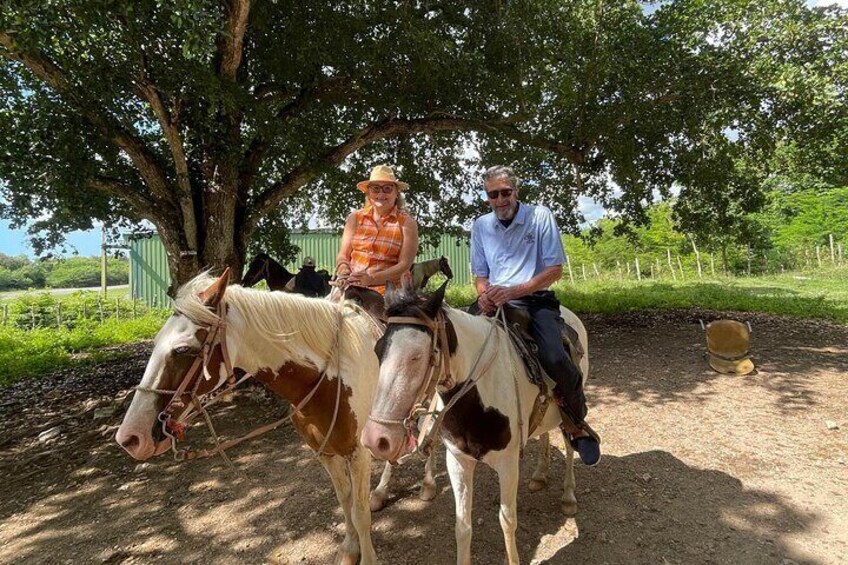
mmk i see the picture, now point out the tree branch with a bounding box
[0,32,177,211]
[87,177,163,223]
[239,77,353,195]
[217,0,252,80]
[246,114,555,232]
[134,53,198,249]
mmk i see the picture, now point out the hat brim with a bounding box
[708,354,755,375]
[357,180,408,193]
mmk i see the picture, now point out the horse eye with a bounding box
[174,345,193,355]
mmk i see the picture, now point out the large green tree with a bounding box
[1,1,843,290]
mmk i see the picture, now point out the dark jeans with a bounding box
[469,290,588,424]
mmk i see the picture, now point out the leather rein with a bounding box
[368,309,500,462]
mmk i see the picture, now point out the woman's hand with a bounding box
[347,271,373,287]
[335,262,352,277]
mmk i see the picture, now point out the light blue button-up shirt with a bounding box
[470,203,566,287]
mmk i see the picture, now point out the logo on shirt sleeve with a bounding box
[523,233,536,244]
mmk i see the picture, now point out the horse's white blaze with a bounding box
[371,328,432,421]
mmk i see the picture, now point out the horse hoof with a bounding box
[419,482,437,502]
[337,552,359,565]
[528,478,547,492]
[369,493,387,512]
[561,500,578,516]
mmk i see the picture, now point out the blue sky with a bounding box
[0,222,103,258]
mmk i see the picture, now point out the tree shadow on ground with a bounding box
[583,309,848,414]
[0,395,828,565]
[365,441,821,565]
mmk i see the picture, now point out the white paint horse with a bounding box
[360,282,589,565]
[116,271,437,565]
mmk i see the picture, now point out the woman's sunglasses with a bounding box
[486,189,514,200]
[368,184,396,194]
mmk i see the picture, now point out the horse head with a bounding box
[116,270,239,461]
[438,256,454,280]
[360,278,455,462]
[242,253,270,287]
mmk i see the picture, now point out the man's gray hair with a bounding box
[483,165,520,189]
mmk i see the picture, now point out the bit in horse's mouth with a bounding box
[153,438,172,457]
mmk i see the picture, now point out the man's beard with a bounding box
[494,202,518,221]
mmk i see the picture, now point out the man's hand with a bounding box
[485,285,518,307]
[477,291,496,315]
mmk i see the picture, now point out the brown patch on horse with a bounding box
[254,363,358,456]
[439,385,511,459]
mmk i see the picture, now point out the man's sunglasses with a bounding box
[368,184,396,194]
[486,189,514,200]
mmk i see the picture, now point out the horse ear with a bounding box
[400,271,416,295]
[422,279,449,318]
[385,280,399,306]
[199,267,231,307]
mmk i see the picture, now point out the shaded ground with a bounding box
[1,309,847,564]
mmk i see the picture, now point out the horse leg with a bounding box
[559,429,578,515]
[446,448,477,565]
[419,448,438,501]
[318,454,360,565]
[528,431,550,492]
[348,447,378,565]
[494,453,521,565]
[369,461,393,512]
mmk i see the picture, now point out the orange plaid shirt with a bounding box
[349,204,409,295]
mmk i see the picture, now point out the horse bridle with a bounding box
[134,301,333,463]
[367,311,456,458]
[368,308,502,462]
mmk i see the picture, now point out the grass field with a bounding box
[0,313,168,386]
[1,270,845,386]
[0,285,130,302]
[446,269,848,325]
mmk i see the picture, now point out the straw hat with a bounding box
[356,165,409,193]
[705,319,755,375]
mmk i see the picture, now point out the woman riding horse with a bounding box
[335,165,419,301]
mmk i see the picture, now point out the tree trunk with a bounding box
[157,182,249,294]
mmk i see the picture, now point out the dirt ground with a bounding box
[1,309,847,565]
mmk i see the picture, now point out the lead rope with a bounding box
[499,307,526,458]
[314,298,345,458]
[404,309,503,461]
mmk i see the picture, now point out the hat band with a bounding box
[708,350,750,362]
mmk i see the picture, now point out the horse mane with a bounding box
[383,284,457,354]
[175,273,371,364]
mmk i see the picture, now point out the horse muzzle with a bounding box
[360,419,411,462]
[116,424,173,461]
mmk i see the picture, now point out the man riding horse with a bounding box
[470,165,601,466]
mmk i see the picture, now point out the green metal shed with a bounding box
[126,231,471,306]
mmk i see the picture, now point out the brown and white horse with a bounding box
[116,271,436,565]
[360,282,589,565]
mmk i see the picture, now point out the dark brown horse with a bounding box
[242,252,295,291]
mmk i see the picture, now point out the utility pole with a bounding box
[101,224,107,297]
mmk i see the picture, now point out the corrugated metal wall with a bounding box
[127,234,172,308]
[127,231,471,306]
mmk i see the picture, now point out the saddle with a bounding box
[500,304,585,436]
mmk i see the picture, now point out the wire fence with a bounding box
[563,238,845,284]
[1,291,168,330]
